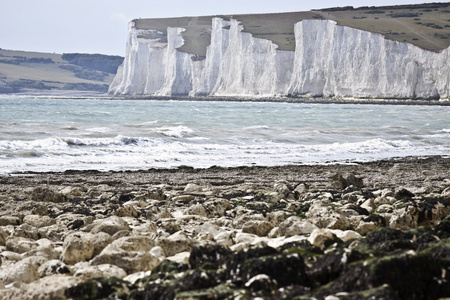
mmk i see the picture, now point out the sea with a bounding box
[1,96,449,174]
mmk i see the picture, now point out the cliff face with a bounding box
[109,18,449,99]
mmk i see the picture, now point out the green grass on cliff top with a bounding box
[135,3,450,56]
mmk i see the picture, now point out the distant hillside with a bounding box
[0,49,123,93]
[135,2,450,56]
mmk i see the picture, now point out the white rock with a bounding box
[166,251,190,265]
[278,216,318,237]
[73,263,127,280]
[157,231,193,257]
[61,233,95,265]
[90,216,131,235]
[0,256,46,284]
[184,183,203,193]
[38,259,71,277]
[308,229,338,249]
[242,220,274,237]
[23,215,56,228]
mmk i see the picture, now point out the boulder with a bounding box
[61,233,95,265]
[23,215,56,228]
[278,216,318,237]
[242,220,274,237]
[6,236,37,254]
[38,259,72,277]
[0,256,46,284]
[90,216,130,235]
[306,202,350,230]
[73,263,127,280]
[31,186,66,203]
[158,231,194,257]
[308,229,340,249]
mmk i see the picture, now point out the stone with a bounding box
[31,186,66,203]
[306,202,350,230]
[0,216,21,226]
[245,274,278,293]
[89,247,160,274]
[73,263,127,280]
[11,223,41,240]
[242,220,274,237]
[38,259,71,277]
[0,256,45,284]
[23,215,56,228]
[185,203,208,217]
[173,195,196,202]
[0,274,83,300]
[330,230,361,242]
[61,233,95,265]
[329,173,364,189]
[278,216,318,237]
[60,186,86,198]
[184,183,203,193]
[308,229,340,249]
[6,236,37,254]
[114,205,139,218]
[0,227,9,246]
[158,231,194,257]
[90,216,130,235]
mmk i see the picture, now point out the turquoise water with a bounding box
[0,96,449,173]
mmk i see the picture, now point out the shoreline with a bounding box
[0,155,449,299]
[4,90,450,106]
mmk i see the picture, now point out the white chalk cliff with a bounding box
[109,18,449,99]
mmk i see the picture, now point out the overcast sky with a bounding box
[0,0,443,56]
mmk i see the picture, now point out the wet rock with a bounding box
[394,188,415,200]
[245,274,278,294]
[65,277,131,300]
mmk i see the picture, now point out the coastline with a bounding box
[1,155,449,299]
[4,90,450,106]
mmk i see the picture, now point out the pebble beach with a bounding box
[0,156,449,299]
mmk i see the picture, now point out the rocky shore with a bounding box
[0,156,449,299]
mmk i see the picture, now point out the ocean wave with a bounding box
[156,126,194,138]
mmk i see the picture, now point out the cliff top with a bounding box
[134,2,450,56]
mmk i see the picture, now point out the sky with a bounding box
[0,0,444,56]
